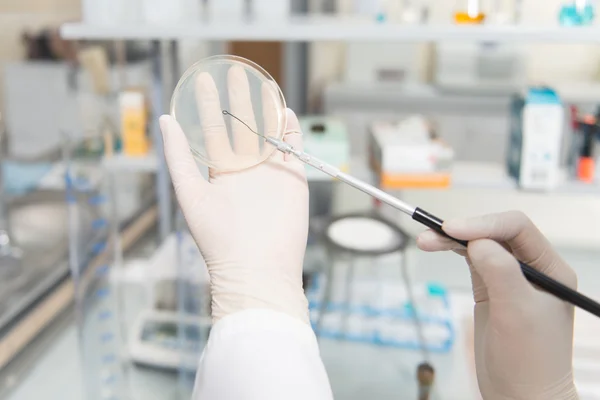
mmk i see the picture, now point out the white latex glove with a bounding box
[417,211,578,400]
[159,67,310,324]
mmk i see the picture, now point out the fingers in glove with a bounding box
[467,258,488,303]
[227,65,259,156]
[261,82,283,162]
[417,230,488,302]
[160,115,209,207]
[417,229,464,252]
[443,211,576,289]
[195,72,234,163]
[283,109,303,163]
[467,239,531,302]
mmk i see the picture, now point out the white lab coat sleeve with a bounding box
[191,309,334,400]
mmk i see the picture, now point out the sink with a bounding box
[0,189,100,330]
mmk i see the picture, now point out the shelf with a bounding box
[102,153,160,173]
[61,17,600,43]
[348,159,600,194]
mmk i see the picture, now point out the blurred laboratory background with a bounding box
[1,0,600,399]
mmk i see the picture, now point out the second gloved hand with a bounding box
[160,67,310,324]
[417,211,578,400]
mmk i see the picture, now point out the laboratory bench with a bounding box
[0,150,160,394]
[0,227,181,400]
[2,156,600,399]
[2,225,600,400]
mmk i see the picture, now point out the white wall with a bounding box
[0,0,81,113]
[307,0,600,109]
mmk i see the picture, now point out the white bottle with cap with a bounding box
[252,0,291,22]
[82,0,141,25]
[142,0,201,24]
[209,0,247,22]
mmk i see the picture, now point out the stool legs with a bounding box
[401,245,429,360]
[342,256,355,334]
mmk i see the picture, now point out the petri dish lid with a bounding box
[170,55,287,173]
[326,215,406,255]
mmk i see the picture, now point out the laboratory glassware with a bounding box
[175,211,212,397]
[171,55,287,173]
[0,112,22,269]
[170,54,600,319]
[66,143,129,400]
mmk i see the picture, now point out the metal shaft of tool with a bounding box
[266,137,417,216]
[220,111,417,216]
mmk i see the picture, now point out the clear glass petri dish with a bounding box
[170,55,287,173]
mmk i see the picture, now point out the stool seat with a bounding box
[324,213,408,256]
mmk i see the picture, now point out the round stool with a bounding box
[313,212,410,340]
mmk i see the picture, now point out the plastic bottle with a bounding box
[454,0,485,24]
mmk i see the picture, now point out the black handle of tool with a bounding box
[412,207,600,318]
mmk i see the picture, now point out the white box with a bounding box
[82,0,141,25]
[210,0,247,21]
[142,0,201,24]
[369,117,454,189]
[252,0,291,21]
[345,42,428,84]
[435,42,526,94]
[508,88,565,191]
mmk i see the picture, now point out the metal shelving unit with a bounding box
[62,18,600,43]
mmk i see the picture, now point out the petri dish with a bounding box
[170,55,287,173]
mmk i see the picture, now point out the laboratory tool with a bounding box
[129,310,210,370]
[233,109,600,318]
[66,152,128,400]
[170,55,600,319]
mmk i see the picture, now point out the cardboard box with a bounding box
[369,117,454,189]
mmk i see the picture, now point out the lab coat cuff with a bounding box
[207,308,318,348]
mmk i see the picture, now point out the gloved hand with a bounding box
[159,66,310,324]
[417,211,578,400]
